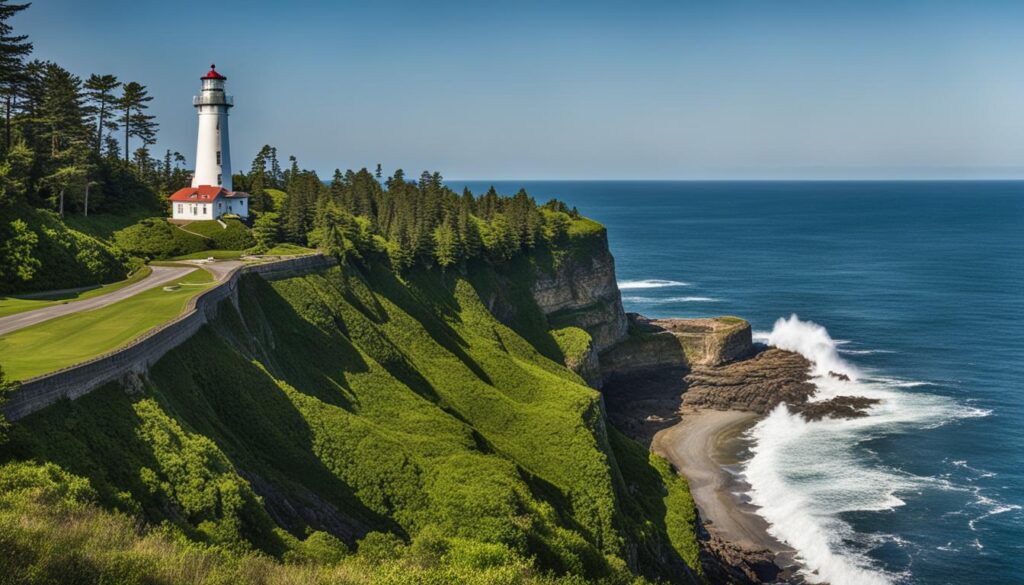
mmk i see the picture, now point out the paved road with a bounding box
[193,259,242,282]
[0,265,196,336]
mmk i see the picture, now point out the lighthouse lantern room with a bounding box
[169,64,249,221]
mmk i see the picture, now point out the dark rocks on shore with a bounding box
[601,314,883,584]
[682,348,880,422]
[682,348,817,415]
[829,370,851,382]
[699,528,783,585]
[793,395,880,421]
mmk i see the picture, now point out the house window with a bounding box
[202,204,207,215]
[216,151,221,165]
[177,204,182,213]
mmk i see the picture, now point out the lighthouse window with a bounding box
[217,173,222,185]
[216,151,221,165]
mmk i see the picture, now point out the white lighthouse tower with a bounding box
[193,64,232,190]
[170,64,249,221]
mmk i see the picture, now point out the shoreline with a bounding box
[651,408,786,554]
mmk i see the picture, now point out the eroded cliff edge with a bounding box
[522,228,880,583]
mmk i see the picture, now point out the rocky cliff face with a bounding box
[599,315,754,380]
[530,232,629,356]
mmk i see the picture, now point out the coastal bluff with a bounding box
[529,229,630,355]
[600,314,754,380]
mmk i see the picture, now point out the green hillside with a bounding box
[1,251,702,584]
[0,205,129,294]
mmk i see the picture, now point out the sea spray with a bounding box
[743,315,983,585]
[765,314,859,379]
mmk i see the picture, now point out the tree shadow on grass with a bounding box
[150,326,399,545]
[362,262,495,387]
[4,381,296,556]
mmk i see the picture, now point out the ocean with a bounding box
[449,180,1024,585]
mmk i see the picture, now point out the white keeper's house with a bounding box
[170,64,250,221]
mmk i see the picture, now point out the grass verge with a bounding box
[0,268,214,380]
[0,266,153,318]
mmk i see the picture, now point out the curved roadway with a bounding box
[0,265,197,336]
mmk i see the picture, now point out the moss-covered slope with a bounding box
[2,255,701,583]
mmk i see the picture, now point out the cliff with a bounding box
[600,314,754,380]
[529,226,629,355]
[2,244,704,584]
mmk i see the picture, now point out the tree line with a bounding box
[0,0,187,217]
[234,150,582,270]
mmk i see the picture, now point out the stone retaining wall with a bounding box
[2,254,334,421]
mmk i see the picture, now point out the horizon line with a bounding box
[439,177,1024,183]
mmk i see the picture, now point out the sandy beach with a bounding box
[651,409,786,554]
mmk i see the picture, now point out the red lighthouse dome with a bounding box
[202,64,226,80]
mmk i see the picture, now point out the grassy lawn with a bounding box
[265,243,316,256]
[0,267,154,318]
[0,268,215,380]
[170,249,246,261]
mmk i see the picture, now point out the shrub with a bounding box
[0,205,127,293]
[113,218,208,259]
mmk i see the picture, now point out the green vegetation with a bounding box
[3,258,702,583]
[0,267,213,380]
[265,243,316,256]
[111,217,208,260]
[0,265,151,317]
[0,204,128,294]
[168,249,245,261]
[177,218,255,250]
[235,150,589,271]
[0,459,611,585]
[0,7,705,582]
[62,209,152,242]
[551,326,594,366]
[0,1,194,294]
[716,316,747,326]
[0,365,14,442]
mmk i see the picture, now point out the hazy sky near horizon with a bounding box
[22,0,1024,179]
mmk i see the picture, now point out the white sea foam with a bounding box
[617,279,689,290]
[839,348,897,355]
[742,315,987,585]
[621,295,720,303]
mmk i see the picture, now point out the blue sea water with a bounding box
[450,180,1024,585]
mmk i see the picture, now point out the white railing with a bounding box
[193,94,234,106]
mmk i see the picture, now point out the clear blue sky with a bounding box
[20,0,1024,179]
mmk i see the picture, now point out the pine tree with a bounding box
[268,147,282,188]
[83,73,119,153]
[0,0,31,153]
[251,211,280,252]
[117,81,157,162]
[37,63,87,158]
[433,223,458,269]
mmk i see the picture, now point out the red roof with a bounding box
[168,186,249,202]
[202,64,226,80]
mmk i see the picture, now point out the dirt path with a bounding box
[0,265,196,336]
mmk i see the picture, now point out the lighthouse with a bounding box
[193,64,232,190]
[169,64,249,221]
